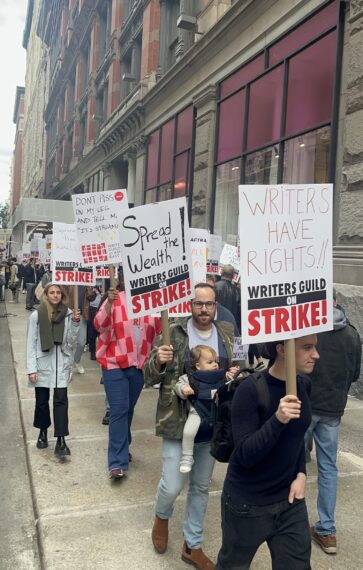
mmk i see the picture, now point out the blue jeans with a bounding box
[155,438,215,549]
[216,493,311,569]
[305,414,340,535]
[103,367,144,470]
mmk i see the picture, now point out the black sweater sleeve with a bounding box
[231,378,286,468]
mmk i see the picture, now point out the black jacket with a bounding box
[309,323,361,417]
[215,279,241,332]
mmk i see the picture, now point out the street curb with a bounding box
[5,298,44,570]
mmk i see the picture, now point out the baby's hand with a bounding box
[182,386,195,396]
[226,366,239,381]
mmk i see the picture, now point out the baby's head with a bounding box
[190,345,219,372]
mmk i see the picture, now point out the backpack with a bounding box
[210,368,270,463]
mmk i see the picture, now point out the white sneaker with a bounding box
[75,363,85,374]
[180,456,194,474]
[152,383,161,389]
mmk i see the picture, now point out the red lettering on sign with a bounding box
[247,300,325,336]
[131,279,190,315]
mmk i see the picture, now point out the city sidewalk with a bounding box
[3,290,363,569]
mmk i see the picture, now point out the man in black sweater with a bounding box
[306,292,361,556]
[216,334,319,570]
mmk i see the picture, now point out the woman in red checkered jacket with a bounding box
[94,274,162,480]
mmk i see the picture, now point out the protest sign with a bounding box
[232,337,249,361]
[168,228,208,317]
[95,265,112,279]
[119,197,194,318]
[72,189,128,266]
[219,243,240,282]
[30,238,39,258]
[52,222,95,285]
[239,184,333,344]
[207,233,222,274]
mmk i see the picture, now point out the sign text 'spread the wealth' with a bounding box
[72,189,128,266]
[119,197,194,317]
[52,222,95,285]
[239,184,333,343]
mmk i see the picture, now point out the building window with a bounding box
[144,105,194,202]
[99,0,112,65]
[285,31,336,137]
[121,35,141,100]
[96,80,108,134]
[81,42,90,94]
[214,161,240,246]
[283,126,331,184]
[213,0,340,243]
[79,111,87,156]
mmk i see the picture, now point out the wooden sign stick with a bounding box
[108,264,116,289]
[73,285,79,312]
[161,309,171,346]
[284,339,297,396]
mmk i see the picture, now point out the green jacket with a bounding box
[144,317,235,440]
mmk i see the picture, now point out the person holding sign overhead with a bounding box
[94,273,162,480]
[144,283,235,570]
[215,335,319,570]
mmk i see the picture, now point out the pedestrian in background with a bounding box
[24,258,39,310]
[306,290,361,555]
[215,264,241,332]
[26,283,80,457]
[0,262,5,301]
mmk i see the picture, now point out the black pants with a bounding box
[248,344,261,366]
[87,306,99,354]
[216,492,311,570]
[34,387,69,437]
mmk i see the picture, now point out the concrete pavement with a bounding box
[2,290,363,569]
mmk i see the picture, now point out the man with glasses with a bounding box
[144,283,235,570]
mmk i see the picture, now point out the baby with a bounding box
[175,345,235,473]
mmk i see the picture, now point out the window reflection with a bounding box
[245,146,278,184]
[214,160,240,244]
[283,127,330,183]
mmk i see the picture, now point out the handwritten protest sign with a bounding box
[207,233,222,274]
[30,238,40,258]
[168,228,208,317]
[72,189,128,266]
[232,337,249,361]
[239,184,333,343]
[119,197,194,318]
[52,222,95,285]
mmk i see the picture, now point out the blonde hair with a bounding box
[42,284,68,321]
[190,345,217,369]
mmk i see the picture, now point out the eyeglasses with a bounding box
[191,301,216,309]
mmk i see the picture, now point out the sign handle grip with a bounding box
[285,339,297,396]
[161,310,170,346]
[73,285,79,312]
[108,264,116,289]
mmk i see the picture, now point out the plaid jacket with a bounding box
[94,291,162,370]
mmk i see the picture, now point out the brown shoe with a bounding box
[181,541,215,569]
[311,526,337,554]
[152,515,168,554]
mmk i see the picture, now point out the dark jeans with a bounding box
[103,367,144,470]
[87,306,99,354]
[26,282,36,309]
[216,492,311,570]
[34,387,69,437]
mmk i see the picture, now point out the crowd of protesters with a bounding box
[4,258,358,570]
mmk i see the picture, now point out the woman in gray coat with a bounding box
[26,283,80,457]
